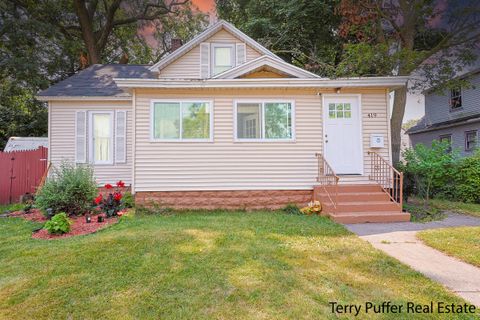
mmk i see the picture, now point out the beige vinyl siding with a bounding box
[49,100,133,185]
[159,29,262,79]
[360,90,391,177]
[133,88,391,192]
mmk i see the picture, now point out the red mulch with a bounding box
[10,209,120,240]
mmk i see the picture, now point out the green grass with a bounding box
[418,227,480,268]
[426,198,480,218]
[0,211,474,319]
[0,203,24,213]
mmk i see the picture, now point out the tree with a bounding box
[216,0,342,75]
[336,0,480,164]
[6,0,195,66]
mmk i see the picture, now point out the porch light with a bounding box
[335,87,342,94]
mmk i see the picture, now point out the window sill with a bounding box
[449,107,463,113]
[234,139,296,143]
[149,139,214,143]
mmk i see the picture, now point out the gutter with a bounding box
[36,95,132,101]
[408,117,480,135]
[113,76,409,90]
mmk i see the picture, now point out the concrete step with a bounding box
[314,184,383,194]
[316,191,390,202]
[329,211,411,224]
[323,201,400,213]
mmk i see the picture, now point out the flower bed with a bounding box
[9,208,124,240]
[32,214,119,240]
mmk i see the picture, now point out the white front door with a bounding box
[323,95,363,174]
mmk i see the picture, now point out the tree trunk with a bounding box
[73,0,100,65]
[391,86,407,165]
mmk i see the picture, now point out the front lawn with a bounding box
[418,227,480,268]
[0,211,470,319]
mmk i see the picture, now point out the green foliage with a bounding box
[216,0,341,76]
[450,151,480,203]
[401,141,457,204]
[36,162,97,215]
[403,202,445,223]
[282,203,302,215]
[122,192,135,208]
[44,212,71,234]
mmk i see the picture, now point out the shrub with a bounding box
[36,162,97,216]
[401,141,457,205]
[122,191,135,208]
[283,203,302,215]
[451,150,480,203]
[44,212,71,234]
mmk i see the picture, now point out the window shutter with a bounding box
[236,43,246,66]
[200,42,210,78]
[75,111,87,163]
[115,111,127,163]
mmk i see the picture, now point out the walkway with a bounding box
[346,213,480,306]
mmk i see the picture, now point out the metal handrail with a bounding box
[368,151,403,208]
[315,153,339,213]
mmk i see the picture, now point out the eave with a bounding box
[36,95,132,101]
[114,77,409,90]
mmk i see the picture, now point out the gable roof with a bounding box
[37,64,156,100]
[4,137,48,152]
[213,55,321,79]
[148,20,280,72]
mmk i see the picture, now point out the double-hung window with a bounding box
[212,43,234,75]
[450,87,462,110]
[439,134,452,153]
[90,112,114,164]
[236,101,294,141]
[465,130,477,151]
[152,101,212,141]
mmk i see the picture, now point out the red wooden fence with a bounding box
[0,147,48,204]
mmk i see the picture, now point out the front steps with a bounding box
[314,184,410,224]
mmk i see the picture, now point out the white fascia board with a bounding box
[148,20,280,72]
[212,55,321,79]
[36,95,132,101]
[114,77,409,89]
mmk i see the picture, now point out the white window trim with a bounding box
[89,111,114,165]
[211,43,235,76]
[75,110,87,163]
[150,99,214,142]
[233,100,296,142]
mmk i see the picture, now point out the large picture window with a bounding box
[152,101,212,141]
[236,101,293,141]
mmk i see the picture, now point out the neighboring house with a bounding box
[407,66,480,156]
[4,137,48,152]
[37,20,409,223]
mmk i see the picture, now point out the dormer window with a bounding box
[212,43,234,75]
[450,87,462,110]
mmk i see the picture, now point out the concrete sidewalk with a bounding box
[346,213,480,306]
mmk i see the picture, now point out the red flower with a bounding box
[113,192,122,201]
[94,194,103,205]
[116,180,125,188]
[117,211,124,217]
[104,183,113,189]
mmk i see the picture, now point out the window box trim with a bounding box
[233,99,296,142]
[150,99,214,142]
[89,111,114,165]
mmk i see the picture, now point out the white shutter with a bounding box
[200,42,210,78]
[115,111,127,163]
[75,111,87,163]
[236,43,246,66]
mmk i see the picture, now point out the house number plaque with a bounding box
[367,113,378,118]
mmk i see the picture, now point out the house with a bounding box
[407,66,480,156]
[4,137,48,152]
[37,20,410,223]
